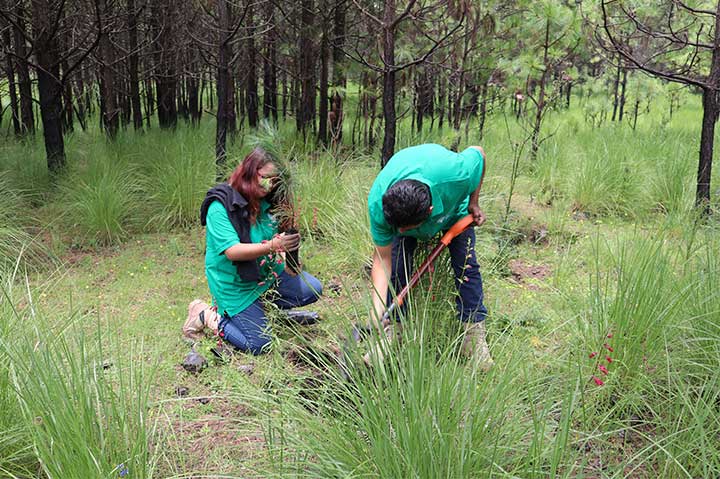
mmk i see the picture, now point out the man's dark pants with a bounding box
[389,227,487,323]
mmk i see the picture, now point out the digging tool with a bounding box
[379,214,475,324]
[339,214,477,375]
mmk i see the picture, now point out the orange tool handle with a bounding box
[440,214,475,246]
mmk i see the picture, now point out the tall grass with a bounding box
[0,268,35,478]
[5,325,158,478]
[0,258,159,478]
[62,162,137,246]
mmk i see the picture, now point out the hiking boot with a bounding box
[362,321,402,367]
[183,300,220,340]
[461,321,494,371]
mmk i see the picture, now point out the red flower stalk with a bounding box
[598,364,609,375]
[589,352,597,359]
[606,356,613,363]
[604,343,614,352]
[592,376,605,386]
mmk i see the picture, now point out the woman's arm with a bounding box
[223,232,300,262]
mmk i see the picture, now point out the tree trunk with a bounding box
[611,61,620,121]
[697,87,717,211]
[33,0,65,172]
[144,75,154,128]
[262,1,278,123]
[318,10,330,145]
[245,1,259,128]
[297,0,315,136]
[380,0,397,167]
[332,0,346,88]
[127,0,143,130]
[216,0,233,173]
[478,81,488,140]
[618,68,627,122]
[99,0,118,139]
[188,75,200,125]
[14,1,34,135]
[153,0,177,129]
[530,20,550,161]
[2,23,21,136]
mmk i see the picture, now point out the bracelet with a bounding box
[269,238,275,253]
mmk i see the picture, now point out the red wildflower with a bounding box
[592,376,605,386]
[606,356,613,363]
[607,333,613,338]
[589,352,597,359]
[604,343,614,352]
[598,364,609,375]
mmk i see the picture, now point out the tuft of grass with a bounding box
[62,162,137,246]
[141,133,216,230]
[0,270,36,477]
[3,318,159,478]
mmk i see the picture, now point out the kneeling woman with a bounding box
[199,147,322,355]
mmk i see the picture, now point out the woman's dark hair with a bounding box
[382,179,432,228]
[228,147,276,224]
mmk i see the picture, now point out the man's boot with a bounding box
[183,300,220,340]
[461,321,494,371]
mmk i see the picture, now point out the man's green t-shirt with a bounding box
[368,144,484,246]
[205,200,285,316]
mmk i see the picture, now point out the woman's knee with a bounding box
[246,335,272,355]
[300,272,323,303]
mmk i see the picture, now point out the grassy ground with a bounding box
[1,91,720,477]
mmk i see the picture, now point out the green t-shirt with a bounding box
[204,200,285,316]
[368,144,484,246]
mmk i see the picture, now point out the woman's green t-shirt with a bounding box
[204,200,285,316]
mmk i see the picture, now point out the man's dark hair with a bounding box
[382,179,432,228]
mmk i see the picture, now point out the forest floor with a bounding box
[26,190,645,476]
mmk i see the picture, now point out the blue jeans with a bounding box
[390,227,487,323]
[218,271,323,355]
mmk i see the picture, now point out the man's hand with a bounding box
[468,203,486,226]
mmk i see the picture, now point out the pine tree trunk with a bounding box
[2,24,21,136]
[478,82,488,140]
[380,0,397,167]
[530,20,550,161]
[153,0,177,129]
[245,1,259,128]
[33,0,65,172]
[14,2,34,135]
[297,0,315,136]
[99,0,118,139]
[216,0,235,173]
[618,68,627,123]
[318,13,330,145]
[262,1,278,123]
[127,0,143,130]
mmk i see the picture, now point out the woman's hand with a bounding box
[271,232,300,252]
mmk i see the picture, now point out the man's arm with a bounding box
[468,145,487,226]
[369,244,393,329]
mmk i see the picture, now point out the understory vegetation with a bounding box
[1,93,719,478]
